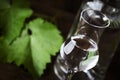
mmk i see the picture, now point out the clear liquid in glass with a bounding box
[54,34,99,80]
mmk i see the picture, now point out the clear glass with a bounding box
[82,0,120,29]
[54,9,110,80]
[67,0,120,38]
[67,0,120,80]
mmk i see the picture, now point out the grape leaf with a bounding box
[0,34,38,77]
[28,18,63,76]
[0,0,63,78]
[0,18,63,78]
[0,0,32,43]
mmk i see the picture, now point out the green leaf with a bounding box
[0,0,63,78]
[27,18,63,76]
[0,0,32,43]
[0,35,38,77]
[0,18,63,78]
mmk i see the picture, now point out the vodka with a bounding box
[54,9,110,80]
[54,34,98,80]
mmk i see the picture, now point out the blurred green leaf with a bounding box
[26,18,63,76]
[0,0,63,79]
[0,18,63,78]
[0,0,32,43]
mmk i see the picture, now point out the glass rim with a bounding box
[80,8,110,28]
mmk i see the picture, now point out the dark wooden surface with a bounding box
[0,0,120,80]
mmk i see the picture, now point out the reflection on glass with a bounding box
[77,0,120,79]
[54,9,110,80]
[82,0,120,29]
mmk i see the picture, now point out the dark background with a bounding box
[0,0,120,80]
